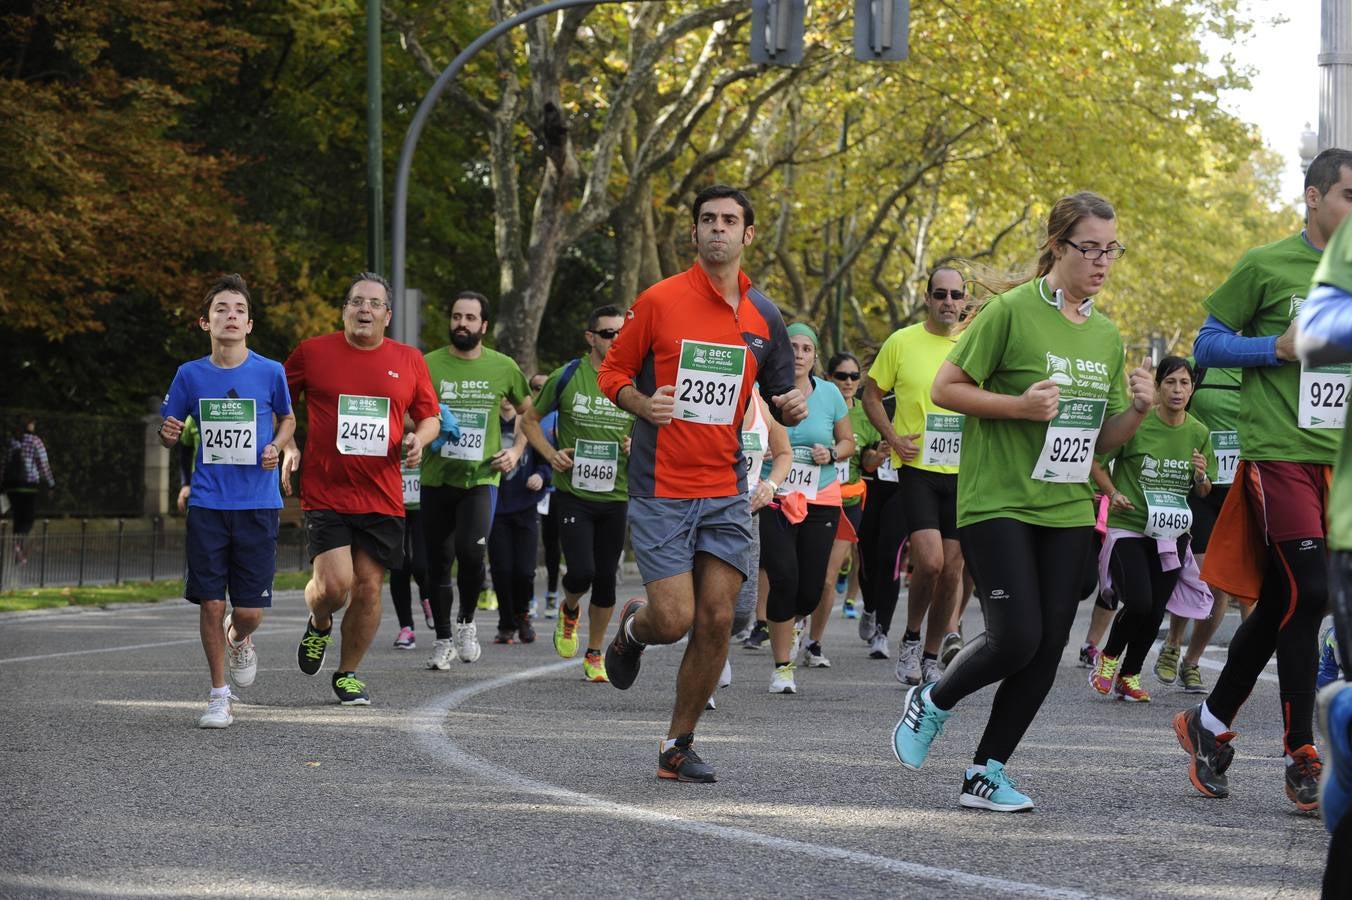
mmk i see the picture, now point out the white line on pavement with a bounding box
[0,627,291,665]
[408,661,1109,900]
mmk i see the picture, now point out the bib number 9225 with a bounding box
[1049,435,1092,464]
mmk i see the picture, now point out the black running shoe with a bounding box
[1173,705,1235,799]
[515,612,537,644]
[297,617,332,676]
[742,620,769,650]
[331,671,370,706]
[1285,744,1322,813]
[658,733,716,783]
[605,598,647,690]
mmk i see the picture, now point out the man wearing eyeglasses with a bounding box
[420,291,532,670]
[522,305,635,682]
[862,267,969,687]
[281,272,440,705]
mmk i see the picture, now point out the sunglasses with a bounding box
[588,328,622,339]
[831,370,861,381]
[930,289,965,300]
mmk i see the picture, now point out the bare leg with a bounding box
[200,599,228,689]
[337,547,386,673]
[1085,603,1114,648]
[306,546,354,630]
[586,600,615,652]
[1183,591,1233,667]
[769,619,796,665]
[923,540,964,655]
[810,538,853,643]
[905,529,944,635]
[668,553,740,738]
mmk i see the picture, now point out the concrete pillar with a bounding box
[143,413,169,517]
[1320,0,1352,150]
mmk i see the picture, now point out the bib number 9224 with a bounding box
[1049,435,1092,464]
[678,378,736,407]
[1310,379,1347,410]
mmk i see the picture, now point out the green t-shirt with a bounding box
[948,280,1129,529]
[1310,219,1352,550]
[843,400,881,507]
[421,346,529,488]
[1188,365,1241,432]
[1203,233,1338,465]
[869,322,963,474]
[1104,410,1216,534]
[536,356,634,501]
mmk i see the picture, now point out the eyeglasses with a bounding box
[1061,239,1126,261]
[588,328,622,339]
[930,289,965,301]
[831,370,861,381]
[345,297,388,310]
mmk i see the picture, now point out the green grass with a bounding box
[0,570,313,613]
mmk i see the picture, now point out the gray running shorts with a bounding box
[628,494,751,584]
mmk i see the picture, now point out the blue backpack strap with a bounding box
[549,357,583,444]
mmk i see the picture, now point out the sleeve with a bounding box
[283,342,306,407]
[1297,284,1352,367]
[755,306,797,422]
[948,297,1011,385]
[832,384,849,422]
[1201,424,1218,482]
[1106,341,1128,418]
[597,298,651,403]
[507,362,529,406]
[869,333,901,392]
[271,362,293,417]
[1194,315,1280,368]
[161,366,193,422]
[408,351,439,422]
[1202,254,1260,333]
[535,368,564,417]
[35,439,53,486]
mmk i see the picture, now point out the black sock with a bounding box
[807,641,821,653]
[922,651,938,661]
[904,629,921,642]
[775,660,790,667]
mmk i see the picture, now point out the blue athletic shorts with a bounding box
[628,494,751,584]
[185,507,279,607]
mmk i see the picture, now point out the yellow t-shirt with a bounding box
[869,322,963,474]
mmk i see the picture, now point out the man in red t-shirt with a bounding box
[596,185,805,782]
[282,272,439,705]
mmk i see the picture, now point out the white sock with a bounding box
[661,736,679,752]
[1285,754,1295,765]
[209,686,231,699]
[1199,701,1228,736]
[625,616,645,645]
[968,763,988,775]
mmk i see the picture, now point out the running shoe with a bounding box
[790,619,804,661]
[198,694,235,729]
[891,683,951,771]
[959,760,1034,812]
[920,658,941,685]
[477,589,498,611]
[842,598,859,619]
[718,657,732,688]
[454,621,482,663]
[427,638,456,670]
[494,628,516,645]
[799,641,831,668]
[939,632,964,668]
[583,649,609,683]
[605,598,647,690]
[705,695,716,710]
[420,598,434,629]
[1114,673,1151,702]
[1173,704,1236,799]
[1285,744,1322,813]
[1154,643,1181,685]
[869,631,891,660]
[1089,651,1122,696]
[544,592,558,618]
[332,671,370,706]
[554,603,581,658]
[1078,641,1100,669]
[658,733,716,783]
[224,614,257,688]
[1318,625,1341,690]
[1180,662,1206,693]
[393,626,416,650]
[1317,682,1352,835]
[296,617,332,676]
[895,638,922,685]
[858,609,877,642]
[742,620,770,650]
[769,662,797,694]
[515,612,536,644]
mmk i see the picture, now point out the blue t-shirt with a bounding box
[161,351,292,510]
[768,375,848,488]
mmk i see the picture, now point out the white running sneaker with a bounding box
[769,662,798,694]
[427,638,456,670]
[896,638,922,685]
[223,614,257,688]
[869,630,891,660]
[921,657,942,685]
[705,695,717,710]
[858,609,877,642]
[940,631,964,668]
[799,641,832,668]
[198,694,235,729]
[790,619,805,661]
[718,657,733,688]
[454,621,482,663]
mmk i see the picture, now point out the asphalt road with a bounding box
[0,581,1329,899]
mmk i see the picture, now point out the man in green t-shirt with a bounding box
[522,305,635,683]
[1175,148,1352,813]
[421,291,531,670]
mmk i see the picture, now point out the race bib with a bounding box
[1144,490,1192,540]
[1211,431,1239,486]
[673,340,745,426]
[198,398,256,466]
[337,395,390,457]
[781,446,819,500]
[741,430,764,490]
[401,465,421,506]
[441,408,487,461]
[1298,362,1350,429]
[537,491,551,515]
[921,413,964,467]
[834,459,850,484]
[1033,397,1106,483]
[573,439,618,493]
[876,454,899,482]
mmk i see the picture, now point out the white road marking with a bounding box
[0,627,290,665]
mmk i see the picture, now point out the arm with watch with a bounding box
[752,413,794,511]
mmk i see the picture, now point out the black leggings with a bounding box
[488,506,539,630]
[858,478,907,631]
[541,498,561,594]
[389,508,430,630]
[1207,538,1327,751]
[1103,535,1187,677]
[931,518,1095,765]
[759,502,840,623]
[422,484,495,637]
[556,492,627,609]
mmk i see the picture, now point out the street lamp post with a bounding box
[1319,0,1352,151]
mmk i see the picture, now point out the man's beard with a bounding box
[451,329,482,351]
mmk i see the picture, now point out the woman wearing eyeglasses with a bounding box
[891,191,1154,811]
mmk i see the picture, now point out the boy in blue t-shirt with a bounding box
[159,274,295,729]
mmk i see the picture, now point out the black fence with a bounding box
[2,406,152,518]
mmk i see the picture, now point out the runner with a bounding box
[420,290,531,670]
[855,385,901,659]
[1088,356,1215,703]
[488,397,550,644]
[2,417,55,564]
[760,323,853,693]
[522,305,634,681]
[595,184,804,782]
[864,267,969,686]
[891,191,1153,811]
[282,272,439,705]
[1174,148,1352,810]
[158,274,294,727]
[530,372,563,619]
[389,437,432,650]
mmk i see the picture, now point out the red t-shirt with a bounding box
[285,332,438,516]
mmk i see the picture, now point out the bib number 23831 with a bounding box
[1033,397,1106,483]
[199,398,256,465]
[337,395,389,457]
[673,340,745,426]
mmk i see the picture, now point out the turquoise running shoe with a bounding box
[891,684,951,771]
[959,760,1034,812]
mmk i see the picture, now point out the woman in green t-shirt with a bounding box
[1089,356,1216,703]
[890,191,1154,812]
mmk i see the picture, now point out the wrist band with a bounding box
[763,479,778,493]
